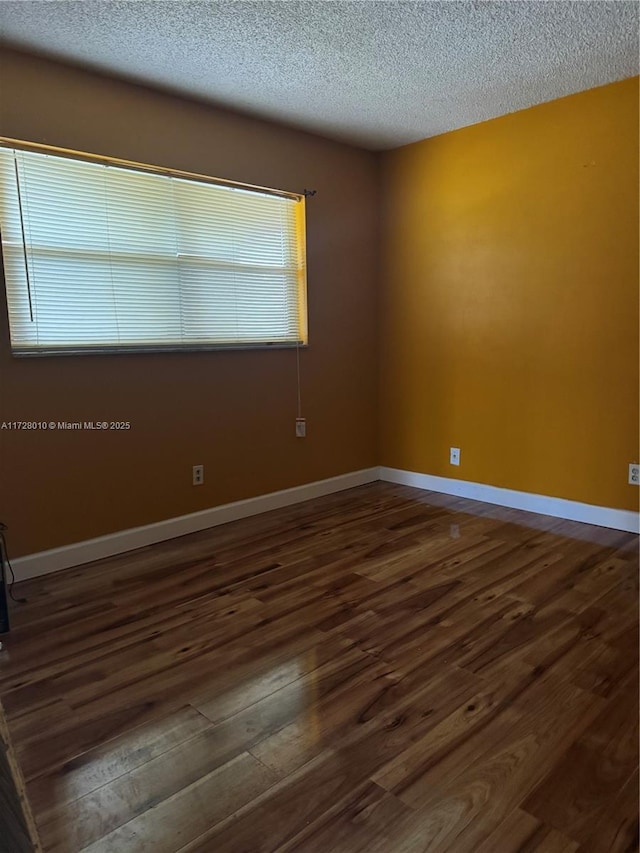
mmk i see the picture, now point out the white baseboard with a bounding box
[10,465,638,583]
[11,467,379,582]
[379,467,640,534]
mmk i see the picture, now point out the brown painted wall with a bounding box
[0,48,380,557]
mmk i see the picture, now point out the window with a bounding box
[0,142,307,356]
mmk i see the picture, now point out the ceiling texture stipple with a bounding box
[0,1,638,150]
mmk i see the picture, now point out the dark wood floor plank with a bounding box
[575,766,639,853]
[12,620,330,782]
[384,675,604,852]
[474,808,578,853]
[179,780,414,853]
[187,634,353,723]
[267,781,414,853]
[26,705,213,817]
[181,664,481,852]
[81,752,276,853]
[522,667,639,844]
[40,659,367,853]
[249,663,480,780]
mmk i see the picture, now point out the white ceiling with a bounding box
[0,1,638,150]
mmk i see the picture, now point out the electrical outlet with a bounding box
[629,463,640,486]
[296,418,306,438]
[450,447,460,466]
[192,464,204,486]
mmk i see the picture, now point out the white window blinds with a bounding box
[0,145,307,355]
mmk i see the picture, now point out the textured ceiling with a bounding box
[0,1,638,150]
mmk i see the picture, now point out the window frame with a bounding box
[0,137,309,358]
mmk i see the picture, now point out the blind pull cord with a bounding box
[13,155,34,322]
[296,338,303,420]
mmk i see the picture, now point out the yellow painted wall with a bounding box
[380,77,639,512]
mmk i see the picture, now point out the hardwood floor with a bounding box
[0,482,637,852]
